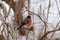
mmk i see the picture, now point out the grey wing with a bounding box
[23,18,29,24]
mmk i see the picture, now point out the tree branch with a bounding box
[39,27,60,40]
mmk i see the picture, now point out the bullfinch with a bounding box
[17,16,32,30]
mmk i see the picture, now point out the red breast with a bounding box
[25,18,32,27]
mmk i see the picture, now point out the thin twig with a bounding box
[55,0,60,15]
[49,21,60,40]
[39,27,60,40]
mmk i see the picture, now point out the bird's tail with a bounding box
[17,25,23,30]
[17,23,25,30]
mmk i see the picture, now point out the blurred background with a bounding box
[0,0,60,40]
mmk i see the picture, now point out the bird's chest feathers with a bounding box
[25,19,32,27]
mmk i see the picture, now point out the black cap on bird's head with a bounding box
[27,16,31,18]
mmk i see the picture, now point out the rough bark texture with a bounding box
[2,0,24,35]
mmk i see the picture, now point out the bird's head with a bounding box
[27,16,31,18]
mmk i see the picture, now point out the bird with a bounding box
[17,16,32,30]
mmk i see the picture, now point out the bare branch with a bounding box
[49,21,60,40]
[39,27,60,40]
[55,0,60,15]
